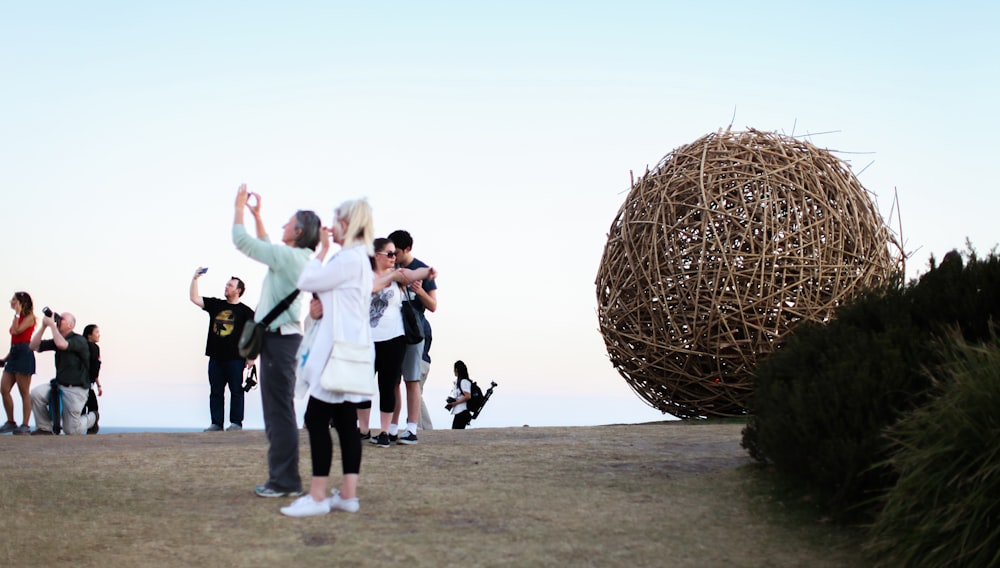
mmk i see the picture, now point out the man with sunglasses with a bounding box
[190,270,255,432]
[388,230,438,443]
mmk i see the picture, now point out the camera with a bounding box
[42,307,62,325]
[243,374,257,392]
[444,396,457,410]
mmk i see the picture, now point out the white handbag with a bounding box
[320,340,375,395]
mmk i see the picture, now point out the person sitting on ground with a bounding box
[28,310,97,435]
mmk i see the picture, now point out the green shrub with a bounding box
[908,247,1000,344]
[742,246,1000,520]
[866,334,1000,567]
[742,283,933,517]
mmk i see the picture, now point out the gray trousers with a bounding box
[260,332,302,493]
[419,359,433,430]
[30,383,96,435]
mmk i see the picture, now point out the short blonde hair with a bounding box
[335,198,374,256]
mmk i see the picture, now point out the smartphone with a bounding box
[197,267,209,275]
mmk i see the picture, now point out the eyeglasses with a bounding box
[375,251,397,258]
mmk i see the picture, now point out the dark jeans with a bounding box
[208,358,245,426]
[260,332,302,493]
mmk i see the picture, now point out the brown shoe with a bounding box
[30,429,54,436]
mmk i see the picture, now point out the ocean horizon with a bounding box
[97,427,215,434]
[82,389,676,433]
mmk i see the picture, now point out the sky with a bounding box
[2,2,998,430]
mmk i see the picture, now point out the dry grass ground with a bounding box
[0,422,864,567]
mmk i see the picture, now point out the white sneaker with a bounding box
[280,495,330,517]
[327,489,360,513]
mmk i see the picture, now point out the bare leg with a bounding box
[341,473,359,499]
[405,381,421,429]
[308,476,328,502]
[1,371,15,422]
[15,374,32,425]
[356,407,371,434]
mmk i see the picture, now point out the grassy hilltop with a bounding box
[0,422,862,567]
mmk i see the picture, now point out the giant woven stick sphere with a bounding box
[596,128,901,418]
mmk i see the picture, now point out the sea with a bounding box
[96,427,213,434]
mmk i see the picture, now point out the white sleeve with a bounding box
[297,254,356,293]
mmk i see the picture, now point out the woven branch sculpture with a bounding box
[596,128,902,418]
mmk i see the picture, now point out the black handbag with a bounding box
[398,284,425,345]
[238,289,301,359]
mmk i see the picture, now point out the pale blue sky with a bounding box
[2,2,998,429]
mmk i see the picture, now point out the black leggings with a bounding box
[303,397,362,476]
[355,336,406,414]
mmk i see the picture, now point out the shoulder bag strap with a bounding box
[259,289,300,327]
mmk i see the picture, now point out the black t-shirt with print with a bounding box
[202,297,255,360]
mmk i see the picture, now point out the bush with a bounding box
[742,283,933,517]
[742,246,1000,520]
[866,334,1000,567]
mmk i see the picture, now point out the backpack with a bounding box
[49,379,63,434]
[466,379,485,416]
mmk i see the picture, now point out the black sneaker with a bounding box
[359,430,371,441]
[398,431,418,445]
[388,433,399,444]
[374,432,391,448]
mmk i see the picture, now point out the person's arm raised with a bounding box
[189,268,205,308]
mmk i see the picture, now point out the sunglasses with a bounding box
[375,251,397,258]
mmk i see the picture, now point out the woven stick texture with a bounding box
[596,129,901,418]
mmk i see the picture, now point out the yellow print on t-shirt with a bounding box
[212,309,237,337]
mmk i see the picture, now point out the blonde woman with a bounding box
[284,199,374,517]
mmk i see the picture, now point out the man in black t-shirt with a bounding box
[190,269,255,432]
